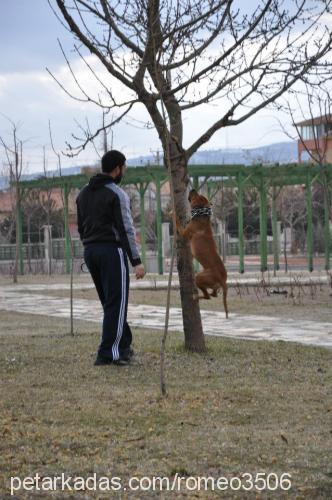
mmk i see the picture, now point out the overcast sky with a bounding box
[0,0,331,174]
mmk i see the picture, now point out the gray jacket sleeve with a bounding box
[107,184,142,267]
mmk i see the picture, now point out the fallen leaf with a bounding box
[280,434,288,444]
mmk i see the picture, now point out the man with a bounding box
[76,150,145,366]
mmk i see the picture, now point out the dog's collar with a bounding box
[191,207,212,219]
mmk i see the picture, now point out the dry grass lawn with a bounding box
[0,308,331,498]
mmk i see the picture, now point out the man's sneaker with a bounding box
[94,356,129,366]
[122,348,135,361]
[112,358,130,366]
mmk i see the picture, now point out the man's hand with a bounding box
[134,263,145,279]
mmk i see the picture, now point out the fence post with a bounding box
[43,225,53,275]
[155,174,163,275]
[306,173,313,272]
[259,177,268,272]
[324,185,330,271]
[139,183,147,267]
[162,222,171,258]
[237,172,245,273]
[63,184,71,274]
[218,221,227,262]
[272,187,280,273]
[17,199,24,275]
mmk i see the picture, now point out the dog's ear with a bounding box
[200,195,210,206]
[188,189,196,202]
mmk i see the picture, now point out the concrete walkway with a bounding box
[0,283,331,348]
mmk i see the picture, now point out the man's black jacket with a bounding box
[76,174,141,267]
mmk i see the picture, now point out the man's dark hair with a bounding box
[101,150,126,173]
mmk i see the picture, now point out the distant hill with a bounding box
[0,141,298,189]
[0,165,84,190]
[128,141,298,167]
[190,141,298,165]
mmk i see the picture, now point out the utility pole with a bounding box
[102,112,114,153]
[150,149,162,167]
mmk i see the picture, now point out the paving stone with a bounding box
[0,284,331,348]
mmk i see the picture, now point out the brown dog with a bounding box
[176,189,228,318]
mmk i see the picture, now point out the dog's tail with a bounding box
[222,283,228,319]
[217,263,228,318]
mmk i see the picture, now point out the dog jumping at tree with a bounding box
[176,189,228,318]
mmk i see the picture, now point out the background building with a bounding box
[296,114,332,163]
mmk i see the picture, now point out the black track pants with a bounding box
[84,243,132,360]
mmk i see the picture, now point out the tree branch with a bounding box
[186,37,332,159]
[54,0,136,90]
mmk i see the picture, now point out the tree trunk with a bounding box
[169,152,206,352]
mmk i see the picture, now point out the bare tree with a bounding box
[0,118,26,283]
[49,122,75,335]
[23,189,42,272]
[284,84,332,166]
[281,83,332,266]
[51,0,332,351]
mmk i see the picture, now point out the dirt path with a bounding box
[0,284,331,347]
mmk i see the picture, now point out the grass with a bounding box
[0,310,331,498]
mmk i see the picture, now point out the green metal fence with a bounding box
[0,239,84,261]
[9,162,332,273]
[0,237,275,261]
[0,243,45,261]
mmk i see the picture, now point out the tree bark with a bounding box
[169,147,205,352]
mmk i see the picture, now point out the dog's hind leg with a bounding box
[194,288,211,300]
[194,270,214,300]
